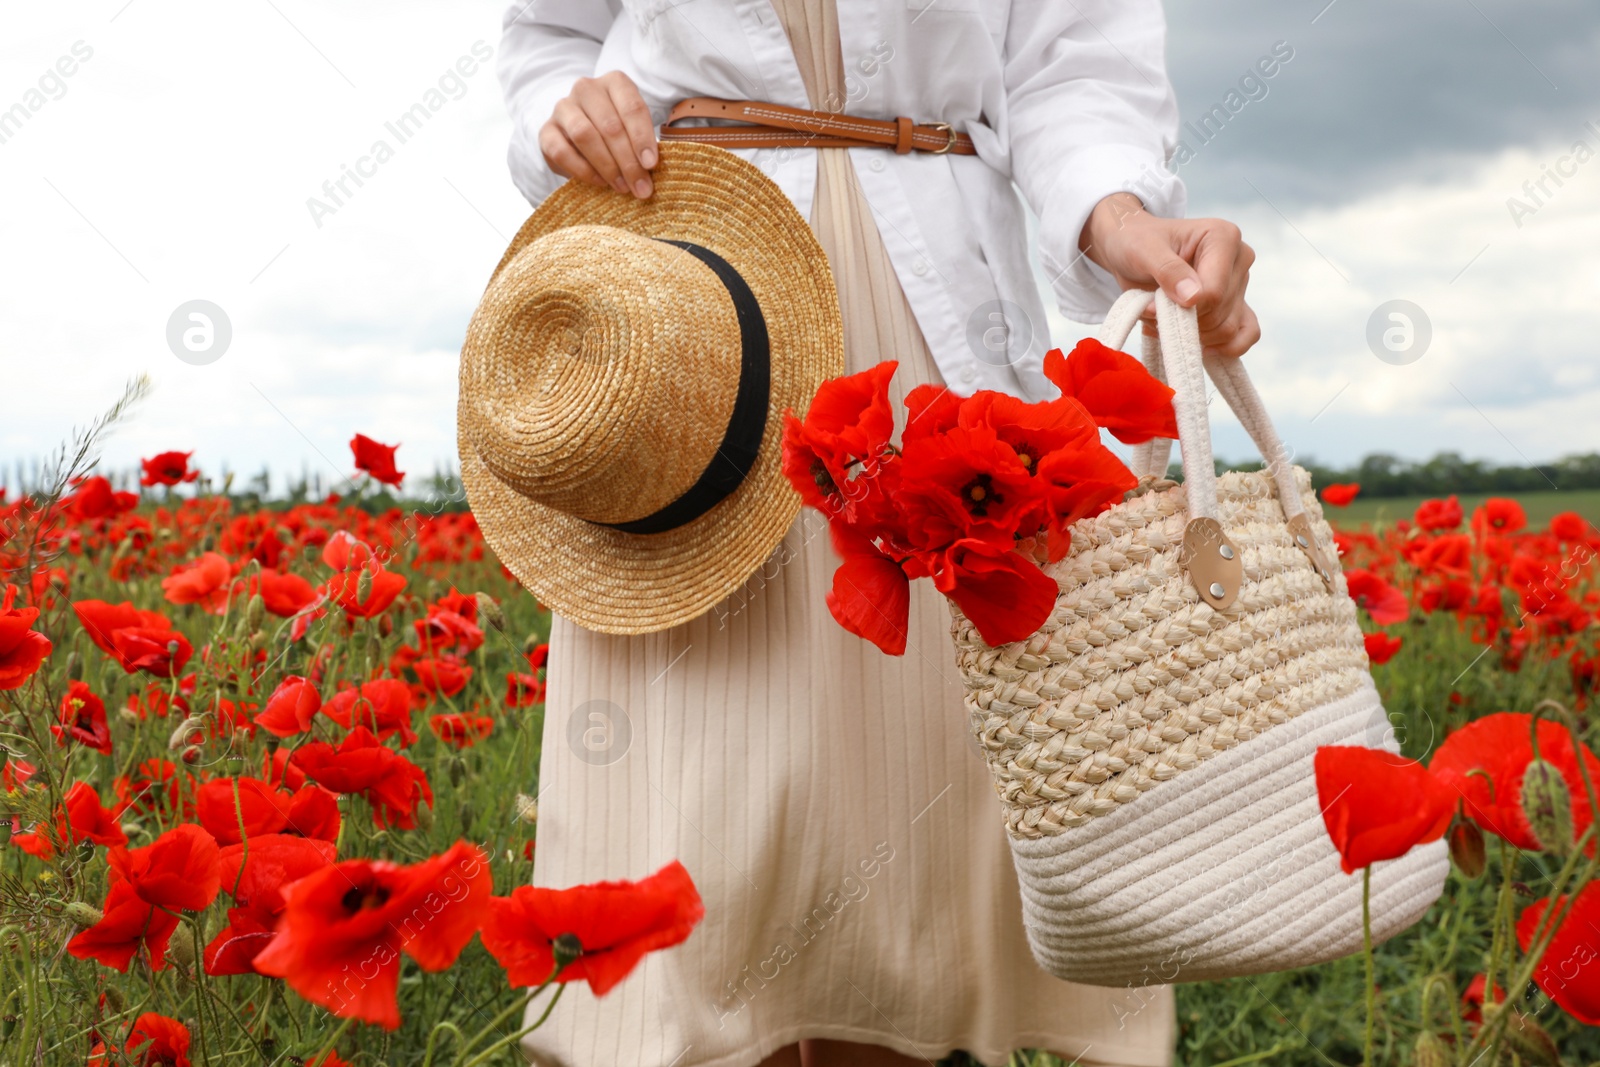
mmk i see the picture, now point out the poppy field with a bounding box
[6,390,1600,1066]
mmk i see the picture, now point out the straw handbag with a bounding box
[949,289,1448,986]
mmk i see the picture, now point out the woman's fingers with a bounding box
[538,120,606,187]
[540,73,657,197]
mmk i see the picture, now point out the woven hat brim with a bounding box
[459,142,844,634]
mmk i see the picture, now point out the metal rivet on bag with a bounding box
[1208,582,1226,598]
[1219,544,1235,560]
[1295,534,1309,548]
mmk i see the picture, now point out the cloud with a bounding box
[1051,133,1600,468]
[1166,0,1600,211]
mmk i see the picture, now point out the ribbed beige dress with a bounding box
[520,2,1176,1064]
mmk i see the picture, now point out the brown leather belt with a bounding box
[659,97,976,156]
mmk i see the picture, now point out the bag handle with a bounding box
[1095,289,1337,603]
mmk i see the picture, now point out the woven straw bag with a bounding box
[949,289,1448,986]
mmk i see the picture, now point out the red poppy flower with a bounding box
[205,834,337,976]
[11,781,127,858]
[1477,497,1527,535]
[350,433,405,487]
[1344,569,1410,626]
[896,425,1043,545]
[107,823,222,912]
[251,569,318,618]
[326,562,407,619]
[1033,437,1140,559]
[1517,882,1600,1025]
[1041,338,1177,445]
[414,656,472,698]
[290,727,433,829]
[1429,712,1600,851]
[255,675,322,738]
[1363,631,1403,666]
[123,1013,192,1067]
[74,601,190,675]
[482,859,704,996]
[109,625,194,679]
[274,785,335,842]
[51,679,112,754]
[66,476,138,521]
[1314,746,1455,873]
[63,781,127,846]
[1414,495,1464,532]
[321,530,374,572]
[780,362,898,517]
[414,608,484,655]
[1550,511,1593,543]
[506,672,545,707]
[160,552,235,614]
[0,584,52,691]
[140,451,199,487]
[1320,483,1361,507]
[2,757,34,790]
[824,528,911,656]
[926,538,1058,648]
[116,758,193,818]
[323,678,417,746]
[252,840,491,1028]
[195,777,295,845]
[431,713,495,748]
[67,880,182,972]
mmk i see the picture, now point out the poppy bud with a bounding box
[459,802,475,836]
[413,803,434,833]
[168,921,201,971]
[101,985,125,1014]
[514,794,539,826]
[1521,758,1574,854]
[244,593,265,633]
[1484,1004,1561,1066]
[356,567,374,608]
[119,707,141,727]
[523,634,543,656]
[168,716,206,751]
[180,744,203,765]
[63,901,103,927]
[379,613,394,638]
[1447,819,1486,879]
[552,932,584,971]
[76,839,96,866]
[476,592,507,633]
[247,629,266,654]
[1411,1031,1451,1067]
[63,650,80,680]
[449,757,467,788]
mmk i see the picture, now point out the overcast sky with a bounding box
[3,0,1598,493]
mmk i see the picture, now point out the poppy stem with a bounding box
[307,1014,355,1067]
[453,973,554,1063]
[1361,865,1374,1067]
[457,984,567,1067]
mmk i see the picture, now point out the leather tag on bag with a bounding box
[1180,517,1243,610]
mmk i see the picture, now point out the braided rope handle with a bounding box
[1096,289,1305,524]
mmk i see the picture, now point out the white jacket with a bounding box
[497,0,1185,402]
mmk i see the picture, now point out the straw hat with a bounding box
[458,141,844,634]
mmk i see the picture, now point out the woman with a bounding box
[496,2,1257,1065]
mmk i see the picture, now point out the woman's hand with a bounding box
[539,71,659,198]
[1079,192,1259,358]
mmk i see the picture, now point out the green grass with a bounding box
[1328,489,1600,529]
